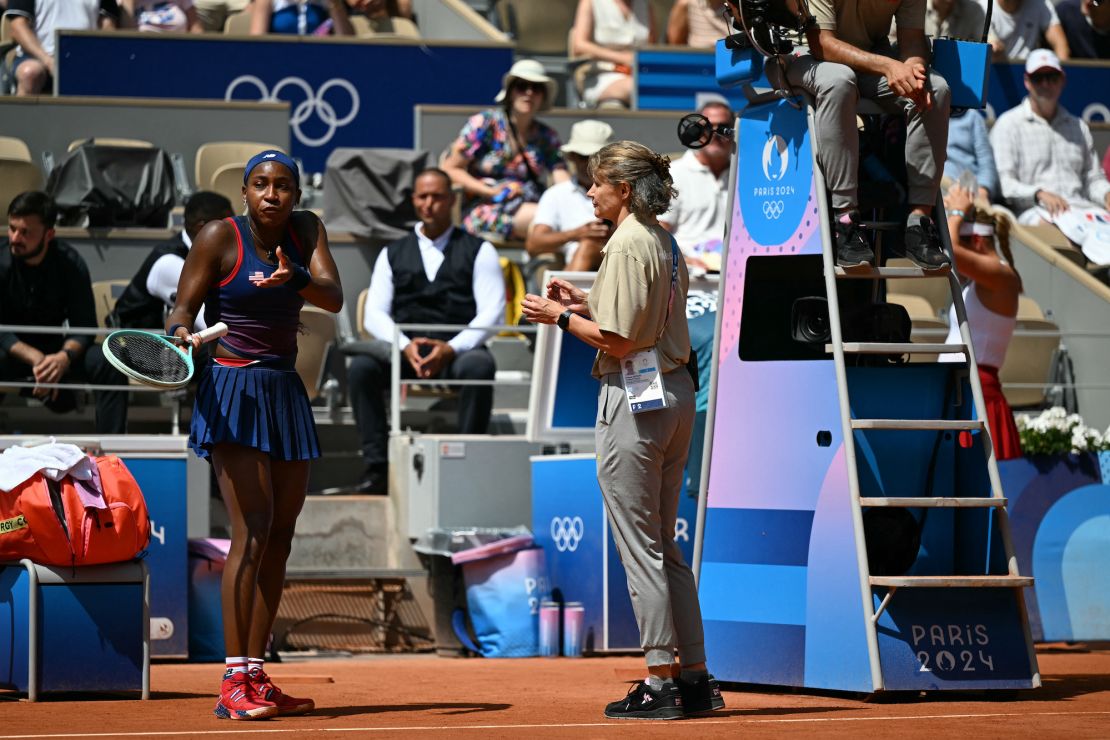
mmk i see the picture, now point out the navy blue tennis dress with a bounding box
[188,215,321,461]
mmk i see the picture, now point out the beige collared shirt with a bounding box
[588,214,691,379]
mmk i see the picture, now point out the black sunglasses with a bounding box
[1029,71,1063,84]
[511,80,546,94]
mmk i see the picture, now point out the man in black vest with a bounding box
[346,168,506,494]
[109,191,233,329]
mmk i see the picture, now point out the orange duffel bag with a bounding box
[0,455,151,566]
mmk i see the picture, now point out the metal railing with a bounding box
[388,322,536,433]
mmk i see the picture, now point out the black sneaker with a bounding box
[902,216,951,271]
[677,673,725,715]
[834,215,874,268]
[603,680,684,720]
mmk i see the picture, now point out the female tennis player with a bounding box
[167,151,342,721]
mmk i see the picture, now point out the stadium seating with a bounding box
[1000,317,1062,409]
[297,305,338,402]
[495,0,576,56]
[0,136,44,225]
[887,291,949,360]
[91,279,130,331]
[195,141,283,196]
[223,9,252,35]
[210,163,247,211]
[351,15,421,38]
[66,138,153,153]
[1017,294,1046,321]
[885,258,951,317]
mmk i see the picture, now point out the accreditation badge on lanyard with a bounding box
[622,236,680,415]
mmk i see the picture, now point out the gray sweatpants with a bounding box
[595,368,704,668]
[785,54,951,210]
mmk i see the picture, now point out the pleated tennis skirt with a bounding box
[978,365,1022,462]
[189,359,320,462]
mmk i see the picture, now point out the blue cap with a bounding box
[243,150,300,188]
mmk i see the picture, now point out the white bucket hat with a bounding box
[560,120,614,157]
[494,59,558,112]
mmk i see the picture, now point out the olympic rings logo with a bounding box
[225,75,360,148]
[762,200,785,219]
[550,516,585,552]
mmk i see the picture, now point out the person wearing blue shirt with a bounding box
[944,109,1000,202]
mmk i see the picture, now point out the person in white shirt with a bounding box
[121,0,203,32]
[345,169,506,494]
[990,49,1110,223]
[989,0,1070,61]
[660,100,732,270]
[526,119,615,271]
[5,0,119,96]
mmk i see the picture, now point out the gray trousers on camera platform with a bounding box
[785,54,951,210]
[595,367,705,668]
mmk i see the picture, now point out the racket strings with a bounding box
[106,334,191,384]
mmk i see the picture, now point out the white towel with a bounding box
[0,442,97,492]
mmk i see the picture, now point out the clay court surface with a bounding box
[3,646,1109,739]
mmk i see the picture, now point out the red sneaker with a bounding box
[250,668,315,716]
[214,673,279,720]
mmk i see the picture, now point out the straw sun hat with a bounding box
[494,59,558,111]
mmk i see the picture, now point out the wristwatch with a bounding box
[62,347,79,364]
[557,310,574,331]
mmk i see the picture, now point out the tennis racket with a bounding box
[103,322,228,389]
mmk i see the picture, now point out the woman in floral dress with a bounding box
[443,59,569,239]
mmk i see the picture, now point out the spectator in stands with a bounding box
[925,0,986,40]
[990,50,1110,224]
[989,0,1069,61]
[5,0,119,96]
[785,0,952,271]
[0,192,127,433]
[109,192,233,330]
[661,100,732,271]
[442,59,568,240]
[666,0,728,47]
[345,0,412,20]
[944,108,1000,202]
[571,0,655,108]
[250,0,354,35]
[193,0,248,31]
[346,169,505,495]
[1058,0,1110,59]
[527,120,615,271]
[121,0,203,31]
[940,184,1023,460]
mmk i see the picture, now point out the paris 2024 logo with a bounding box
[739,101,813,247]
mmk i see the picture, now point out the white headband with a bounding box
[959,222,994,237]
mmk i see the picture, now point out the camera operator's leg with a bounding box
[859,71,952,270]
[786,56,875,268]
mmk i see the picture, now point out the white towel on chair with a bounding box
[0,442,97,492]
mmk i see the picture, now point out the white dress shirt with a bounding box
[990,98,1110,216]
[363,224,506,354]
[532,179,597,264]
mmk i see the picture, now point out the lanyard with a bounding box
[656,235,680,343]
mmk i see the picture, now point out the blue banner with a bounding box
[57,34,513,172]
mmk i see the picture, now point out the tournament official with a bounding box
[521,141,723,720]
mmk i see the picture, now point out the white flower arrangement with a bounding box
[1015,407,1110,455]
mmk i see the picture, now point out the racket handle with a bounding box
[194,322,229,344]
